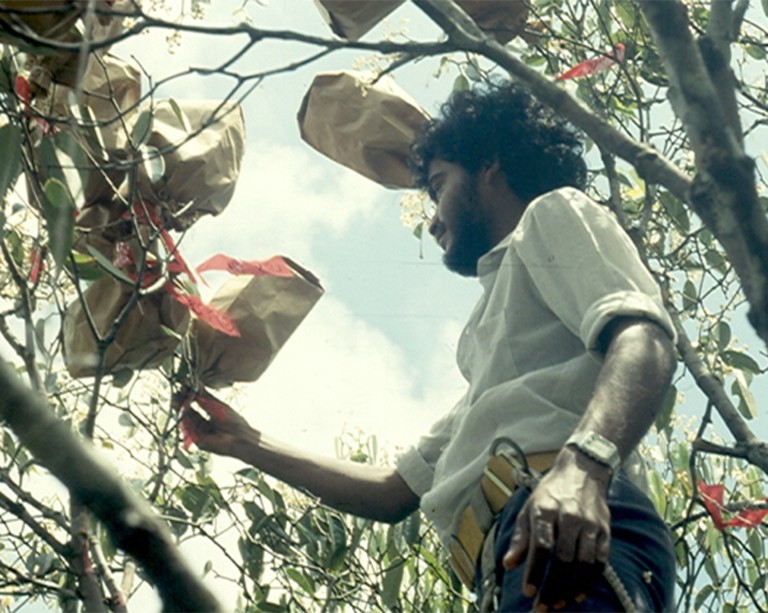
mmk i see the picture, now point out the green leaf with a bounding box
[382,560,405,608]
[453,74,469,92]
[175,448,194,470]
[654,384,677,433]
[140,144,165,185]
[112,368,133,388]
[745,44,766,60]
[762,0,768,18]
[732,371,758,420]
[118,412,135,428]
[132,110,153,146]
[85,244,134,285]
[0,124,23,197]
[168,98,191,132]
[717,322,731,351]
[285,568,315,595]
[682,280,697,313]
[720,350,761,374]
[695,584,714,611]
[66,252,106,281]
[42,178,75,275]
[0,54,12,95]
[659,191,690,233]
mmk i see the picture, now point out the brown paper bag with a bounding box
[313,0,404,41]
[71,201,129,258]
[135,100,246,230]
[31,54,141,205]
[312,0,528,44]
[459,0,529,44]
[0,1,80,42]
[193,258,324,389]
[1,0,127,95]
[298,71,429,189]
[63,277,189,377]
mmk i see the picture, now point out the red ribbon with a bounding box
[197,253,294,278]
[165,283,240,337]
[130,202,198,285]
[557,44,625,81]
[698,481,768,530]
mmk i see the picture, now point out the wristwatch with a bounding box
[565,431,621,472]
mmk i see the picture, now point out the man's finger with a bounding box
[521,513,556,598]
[503,500,533,568]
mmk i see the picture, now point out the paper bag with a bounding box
[63,276,189,377]
[32,54,140,205]
[313,0,404,41]
[460,1,529,44]
[71,201,129,258]
[298,71,429,189]
[135,100,246,230]
[193,257,324,388]
[0,1,80,41]
[312,0,528,44]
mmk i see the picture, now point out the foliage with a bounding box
[0,0,767,611]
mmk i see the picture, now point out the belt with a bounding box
[449,449,559,590]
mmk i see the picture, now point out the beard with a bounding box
[442,178,495,277]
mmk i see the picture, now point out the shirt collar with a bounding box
[477,230,515,280]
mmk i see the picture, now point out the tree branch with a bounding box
[640,0,768,347]
[0,358,222,612]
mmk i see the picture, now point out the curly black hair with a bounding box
[410,81,587,202]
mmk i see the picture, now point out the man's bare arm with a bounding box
[503,317,676,609]
[182,405,420,524]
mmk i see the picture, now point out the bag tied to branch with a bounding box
[312,0,528,44]
[193,256,324,388]
[313,0,404,41]
[298,71,429,189]
[135,99,246,230]
[63,276,189,377]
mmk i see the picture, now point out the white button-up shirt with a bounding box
[396,187,676,545]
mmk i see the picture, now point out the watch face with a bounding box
[586,433,615,459]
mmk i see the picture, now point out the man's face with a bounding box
[426,159,494,277]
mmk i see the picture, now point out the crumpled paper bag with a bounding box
[313,0,528,44]
[313,0,404,41]
[193,257,324,388]
[32,54,140,205]
[134,99,246,230]
[63,276,189,377]
[71,201,129,258]
[1,0,129,95]
[460,0,529,44]
[298,71,429,189]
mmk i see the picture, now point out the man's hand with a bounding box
[180,393,256,458]
[503,447,612,611]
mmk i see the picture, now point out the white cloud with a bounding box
[228,295,465,458]
[183,141,384,268]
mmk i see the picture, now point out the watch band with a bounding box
[565,430,621,472]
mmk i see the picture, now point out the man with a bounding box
[183,82,677,611]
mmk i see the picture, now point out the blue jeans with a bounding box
[480,471,676,612]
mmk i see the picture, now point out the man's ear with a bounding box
[480,159,504,188]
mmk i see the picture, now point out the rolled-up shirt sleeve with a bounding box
[515,188,676,358]
[395,396,464,497]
